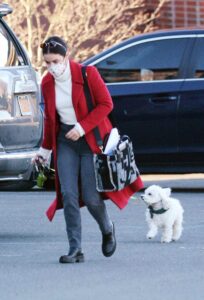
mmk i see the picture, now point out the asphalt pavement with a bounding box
[0,177,204,300]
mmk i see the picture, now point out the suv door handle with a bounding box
[150,95,178,103]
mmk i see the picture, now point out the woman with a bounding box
[35,36,144,263]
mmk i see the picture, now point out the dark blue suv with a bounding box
[84,29,204,173]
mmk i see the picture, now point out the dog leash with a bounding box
[130,195,140,204]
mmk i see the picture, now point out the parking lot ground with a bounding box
[0,179,204,300]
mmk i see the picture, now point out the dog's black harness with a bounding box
[148,205,169,219]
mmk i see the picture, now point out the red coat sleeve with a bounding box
[79,66,113,134]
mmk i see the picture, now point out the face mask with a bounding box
[48,60,66,78]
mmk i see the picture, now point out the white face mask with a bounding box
[48,60,67,78]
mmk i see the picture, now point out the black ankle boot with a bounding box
[59,248,85,263]
[102,223,116,257]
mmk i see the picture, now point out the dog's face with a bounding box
[141,185,171,208]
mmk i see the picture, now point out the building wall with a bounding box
[147,0,204,29]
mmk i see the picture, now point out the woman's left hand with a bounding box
[65,128,81,141]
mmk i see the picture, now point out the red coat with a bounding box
[41,60,144,221]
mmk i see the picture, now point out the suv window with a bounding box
[193,38,204,78]
[0,22,22,67]
[95,38,189,83]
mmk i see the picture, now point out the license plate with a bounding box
[17,95,32,116]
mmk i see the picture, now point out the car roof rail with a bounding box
[0,3,13,17]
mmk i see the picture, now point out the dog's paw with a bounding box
[161,237,172,243]
[172,236,180,242]
[146,233,154,239]
[172,232,182,241]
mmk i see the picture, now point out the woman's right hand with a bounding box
[32,147,52,165]
[32,154,47,165]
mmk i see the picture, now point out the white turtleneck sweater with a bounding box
[38,61,85,161]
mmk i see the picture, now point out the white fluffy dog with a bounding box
[141,185,184,243]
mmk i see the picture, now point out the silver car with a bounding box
[0,4,42,190]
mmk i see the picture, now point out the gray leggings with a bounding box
[57,124,112,250]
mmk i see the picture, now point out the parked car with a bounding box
[84,28,204,173]
[0,4,42,190]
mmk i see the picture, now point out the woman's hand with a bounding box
[31,147,52,165]
[32,154,47,166]
[65,128,81,141]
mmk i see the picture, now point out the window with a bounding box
[95,38,189,83]
[0,23,22,67]
[193,38,204,78]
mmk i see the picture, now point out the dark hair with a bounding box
[40,36,68,56]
